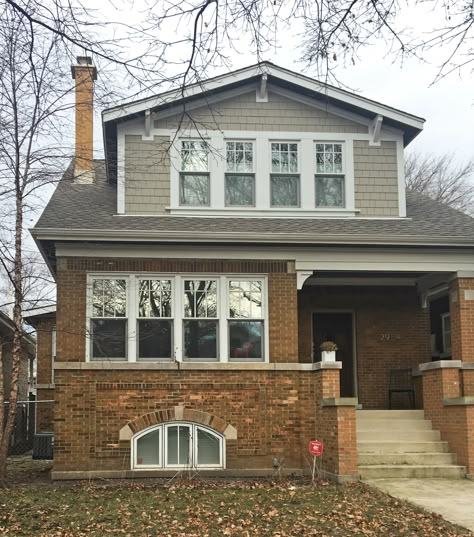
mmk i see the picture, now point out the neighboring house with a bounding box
[31,58,474,481]
[0,311,35,402]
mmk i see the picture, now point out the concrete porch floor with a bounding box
[367,478,474,533]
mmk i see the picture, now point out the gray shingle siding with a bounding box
[158,91,368,133]
[354,141,399,216]
[124,135,170,214]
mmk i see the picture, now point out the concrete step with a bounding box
[358,464,466,479]
[356,419,433,431]
[356,410,425,420]
[357,452,456,466]
[357,429,440,442]
[357,440,450,453]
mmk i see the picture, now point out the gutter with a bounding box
[30,227,474,248]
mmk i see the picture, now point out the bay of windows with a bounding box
[88,275,266,362]
[177,138,348,210]
[133,423,224,469]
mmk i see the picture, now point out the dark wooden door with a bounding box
[312,312,355,397]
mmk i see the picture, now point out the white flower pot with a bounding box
[321,350,336,362]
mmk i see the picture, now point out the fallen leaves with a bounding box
[0,479,471,536]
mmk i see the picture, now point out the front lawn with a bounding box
[0,479,472,536]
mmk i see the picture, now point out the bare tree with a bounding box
[3,0,474,97]
[0,3,77,478]
[405,152,474,216]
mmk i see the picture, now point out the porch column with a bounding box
[449,275,474,361]
[420,360,474,477]
[313,362,358,482]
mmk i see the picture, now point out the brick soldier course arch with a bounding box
[119,407,237,441]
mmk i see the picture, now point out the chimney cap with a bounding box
[71,56,97,80]
[76,56,93,65]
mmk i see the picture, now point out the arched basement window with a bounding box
[132,422,225,470]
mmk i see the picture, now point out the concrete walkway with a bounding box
[367,478,474,533]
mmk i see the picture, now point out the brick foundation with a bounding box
[52,365,357,480]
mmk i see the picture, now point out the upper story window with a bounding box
[88,275,267,363]
[180,140,209,206]
[225,141,255,207]
[315,143,345,208]
[270,142,299,207]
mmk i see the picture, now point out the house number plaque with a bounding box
[380,333,401,341]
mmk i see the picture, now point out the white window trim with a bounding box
[131,422,225,470]
[169,131,359,216]
[314,141,347,209]
[86,273,269,364]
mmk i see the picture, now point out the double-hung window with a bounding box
[270,142,300,207]
[183,279,218,361]
[228,280,264,361]
[441,313,451,354]
[137,279,173,360]
[180,140,209,206]
[90,278,128,360]
[315,143,345,208]
[225,141,255,206]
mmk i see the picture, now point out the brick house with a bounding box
[31,58,474,481]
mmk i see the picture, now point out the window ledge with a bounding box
[165,207,359,218]
[55,361,329,371]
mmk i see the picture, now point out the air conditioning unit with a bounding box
[32,433,54,460]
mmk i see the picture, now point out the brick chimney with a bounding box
[71,56,97,183]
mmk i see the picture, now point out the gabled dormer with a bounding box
[102,63,424,219]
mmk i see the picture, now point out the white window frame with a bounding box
[86,274,269,363]
[227,278,266,362]
[225,140,256,207]
[314,141,346,209]
[179,139,210,207]
[131,422,225,470]
[87,275,129,362]
[168,131,359,215]
[269,141,300,208]
[136,278,174,362]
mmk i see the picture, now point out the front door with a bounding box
[312,312,356,398]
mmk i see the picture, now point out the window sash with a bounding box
[315,175,345,208]
[271,142,299,173]
[180,140,209,172]
[270,174,300,207]
[315,142,344,175]
[179,173,210,206]
[226,141,254,173]
[225,174,255,207]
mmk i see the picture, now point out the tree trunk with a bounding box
[0,183,23,481]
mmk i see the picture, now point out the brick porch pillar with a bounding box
[449,275,474,362]
[420,360,474,477]
[313,362,358,482]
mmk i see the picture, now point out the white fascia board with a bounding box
[33,227,474,248]
[54,243,474,273]
[102,63,425,133]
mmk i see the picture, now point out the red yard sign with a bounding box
[309,440,324,457]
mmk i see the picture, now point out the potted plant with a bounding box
[320,341,338,362]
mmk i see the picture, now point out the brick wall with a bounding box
[298,285,431,409]
[422,366,474,475]
[450,278,474,361]
[53,367,357,479]
[55,257,297,363]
